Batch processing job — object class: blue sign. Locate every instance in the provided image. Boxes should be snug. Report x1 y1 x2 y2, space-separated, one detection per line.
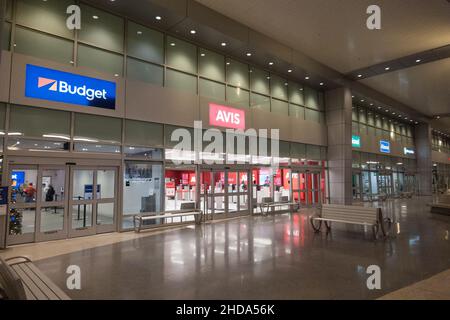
25 64 116 110
11 171 25 190
404 147 415 155
84 185 101 200
380 140 390 153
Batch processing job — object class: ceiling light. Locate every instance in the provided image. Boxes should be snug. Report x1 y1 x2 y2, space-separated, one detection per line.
352 95 355 98
415 59 421 63
170 43 176 46
221 42 227 47
136 31 142 35
246 53 252 57
319 82 324 86
269 62 274 66
226 62 230 66
392 112 396 115
305 76 310 80
378 107 382 109
288 69 293 73
360 100 365 102
357 74 362 78
385 67 390 71
370 103 373 106
190 30 196 34
92 15 99 19
200 53 205 57
155 16 162 21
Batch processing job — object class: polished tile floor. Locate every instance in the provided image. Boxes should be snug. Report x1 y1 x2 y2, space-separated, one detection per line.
12 197 450 299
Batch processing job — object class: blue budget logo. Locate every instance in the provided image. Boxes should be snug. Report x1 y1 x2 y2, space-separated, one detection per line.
380 140 390 153
25 64 116 110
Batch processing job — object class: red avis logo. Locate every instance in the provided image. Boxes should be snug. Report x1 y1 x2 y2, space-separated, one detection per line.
209 103 245 130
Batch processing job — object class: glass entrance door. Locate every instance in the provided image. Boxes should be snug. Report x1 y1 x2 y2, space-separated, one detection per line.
352 172 362 201
69 167 117 238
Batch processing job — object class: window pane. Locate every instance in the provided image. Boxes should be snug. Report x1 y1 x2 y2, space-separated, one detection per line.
250 93 270 112
127 21 164 64
305 109 320 123
97 170 116 199
270 75 288 100
125 119 164 147
79 4 124 52
11 169 38 204
359 109 367 123
199 79 225 101
40 207 64 233
166 36 197 74
41 169 65 202
124 147 163 160
78 44 123 76
14 27 73 65
250 68 270 95
5 0 13 20
74 143 121 154
226 58 249 89
226 86 249 109
16 0 74 39
165 69 197 94
304 87 319 110
289 82 304 105
127 58 163 86
8 138 69 152
123 162 163 228
9 208 35 235
10 105 70 139
289 104 304 119
199 48 225 82
307 145 321 160
74 113 122 144
271 99 288 116
97 203 114 226
2 22 11 51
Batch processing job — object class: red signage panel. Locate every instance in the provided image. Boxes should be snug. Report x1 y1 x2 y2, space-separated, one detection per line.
209 103 245 130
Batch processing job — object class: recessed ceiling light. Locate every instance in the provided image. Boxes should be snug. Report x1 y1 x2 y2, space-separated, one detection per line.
200 53 205 57
357 74 362 78
266 76 271 80
221 42 227 47
190 30 197 35
392 112 396 115
305 76 310 80
385 110 389 112
352 95 355 98
92 15 99 19
285 82 289 86
170 42 176 46
246 53 252 57
269 62 274 66
155 16 162 21
226 62 230 66
385 67 390 71
415 59 421 63
114 74 119 77
137 31 142 35
319 82 324 86
378 107 382 109
288 69 293 73
360 100 365 102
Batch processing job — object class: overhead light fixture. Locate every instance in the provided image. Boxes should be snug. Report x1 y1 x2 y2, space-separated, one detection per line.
170 42 176 46
370 103 374 106
155 16 162 21
415 59 421 63
319 82 324 86
200 53 205 57
136 31 142 35
305 76 310 80
190 30 196 34
269 62 274 66
378 107 382 109
288 69 293 73
221 42 227 47
357 74 362 78
92 15 99 19
246 52 252 57
360 100 365 102
226 62 230 66
385 67 390 71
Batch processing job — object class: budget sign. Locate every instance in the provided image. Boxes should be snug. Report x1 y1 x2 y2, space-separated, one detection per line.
25 64 116 110
380 140 390 153
209 103 245 130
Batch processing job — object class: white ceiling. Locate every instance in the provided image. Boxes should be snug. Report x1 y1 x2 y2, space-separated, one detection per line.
360 58 450 117
196 0 450 73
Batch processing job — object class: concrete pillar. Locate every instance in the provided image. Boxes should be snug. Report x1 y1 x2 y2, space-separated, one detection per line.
325 87 353 205
415 123 433 196
0 0 5 64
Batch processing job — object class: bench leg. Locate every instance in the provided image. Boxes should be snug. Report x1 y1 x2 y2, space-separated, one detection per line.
324 221 331 232
310 217 322 233
372 224 379 240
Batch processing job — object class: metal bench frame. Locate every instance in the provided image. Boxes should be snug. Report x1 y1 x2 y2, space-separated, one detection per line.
0 256 70 300
133 210 203 233
310 204 388 240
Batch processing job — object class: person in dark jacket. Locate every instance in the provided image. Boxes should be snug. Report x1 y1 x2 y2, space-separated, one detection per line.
45 185 56 202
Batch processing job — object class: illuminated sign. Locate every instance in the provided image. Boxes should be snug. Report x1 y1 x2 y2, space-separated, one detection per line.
25 64 116 110
380 140 390 153
209 103 245 129
352 135 361 148
404 147 415 155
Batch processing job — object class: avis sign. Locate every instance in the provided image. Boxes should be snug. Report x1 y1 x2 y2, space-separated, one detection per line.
209 103 245 130
25 64 116 110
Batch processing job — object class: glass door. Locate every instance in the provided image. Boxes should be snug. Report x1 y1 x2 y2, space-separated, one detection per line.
69 167 117 238
352 172 362 201
7 166 38 245
36 166 68 242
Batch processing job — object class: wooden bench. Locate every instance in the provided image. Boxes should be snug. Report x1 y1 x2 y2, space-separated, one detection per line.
0 256 70 300
258 196 299 215
133 202 203 233
310 204 387 239
430 195 450 216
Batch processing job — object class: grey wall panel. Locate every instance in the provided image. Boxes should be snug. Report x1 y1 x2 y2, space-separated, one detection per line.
289 117 328 146
432 150 450 164
0 50 11 102
125 79 199 128
9 53 125 118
